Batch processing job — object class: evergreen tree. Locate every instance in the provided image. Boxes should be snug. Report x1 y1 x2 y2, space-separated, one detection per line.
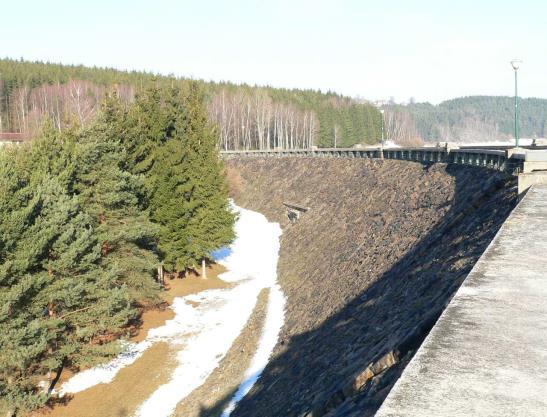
141 84 235 272
0 84 237 413
174 83 235 270
0 139 134 414
74 95 160 302
124 86 172 178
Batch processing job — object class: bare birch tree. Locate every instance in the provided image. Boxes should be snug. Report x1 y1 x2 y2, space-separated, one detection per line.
208 89 316 150
384 107 423 146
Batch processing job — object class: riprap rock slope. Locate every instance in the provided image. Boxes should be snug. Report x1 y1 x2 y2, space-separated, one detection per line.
223 158 516 417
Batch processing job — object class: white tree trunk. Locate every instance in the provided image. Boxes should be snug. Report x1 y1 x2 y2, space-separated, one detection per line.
201 259 207 279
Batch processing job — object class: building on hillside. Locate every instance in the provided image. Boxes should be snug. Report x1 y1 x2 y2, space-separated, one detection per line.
0 132 26 147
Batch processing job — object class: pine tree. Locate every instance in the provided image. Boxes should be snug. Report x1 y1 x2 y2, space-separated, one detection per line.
138 84 235 273
0 138 135 414
178 83 235 271
0 85 237 412
124 85 173 179
74 95 160 302
144 86 200 272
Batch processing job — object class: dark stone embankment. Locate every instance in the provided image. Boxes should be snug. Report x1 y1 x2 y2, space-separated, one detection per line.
223 158 516 417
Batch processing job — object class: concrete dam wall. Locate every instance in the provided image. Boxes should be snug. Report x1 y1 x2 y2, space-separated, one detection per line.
224 158 517 417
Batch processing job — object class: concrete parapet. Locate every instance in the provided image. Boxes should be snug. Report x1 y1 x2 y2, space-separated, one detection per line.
220 146 531 174
518 172 547 196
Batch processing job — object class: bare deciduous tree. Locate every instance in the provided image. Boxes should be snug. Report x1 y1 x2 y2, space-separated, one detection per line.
5 81 318 150
384 107 423 146
208 89 316 150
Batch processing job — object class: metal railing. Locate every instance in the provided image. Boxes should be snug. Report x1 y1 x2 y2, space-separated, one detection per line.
220 146 526 174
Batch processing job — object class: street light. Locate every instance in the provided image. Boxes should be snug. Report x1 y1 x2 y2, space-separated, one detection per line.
379 109 385 159
510 59 522 147
380 109 385 147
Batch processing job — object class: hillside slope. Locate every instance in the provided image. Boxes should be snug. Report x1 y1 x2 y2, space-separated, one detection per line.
399 96 547 142
222 158 516 416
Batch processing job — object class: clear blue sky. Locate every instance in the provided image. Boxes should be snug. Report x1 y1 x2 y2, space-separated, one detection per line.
1 0 546 103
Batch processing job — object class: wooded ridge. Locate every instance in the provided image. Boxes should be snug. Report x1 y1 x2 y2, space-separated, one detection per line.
0 58 382 149
383 96 547 143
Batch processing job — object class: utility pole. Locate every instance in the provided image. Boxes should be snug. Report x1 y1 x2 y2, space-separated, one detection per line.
510 59 522 147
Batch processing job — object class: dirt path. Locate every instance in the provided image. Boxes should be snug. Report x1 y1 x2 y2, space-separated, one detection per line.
173 289 269 417
32 265 228 417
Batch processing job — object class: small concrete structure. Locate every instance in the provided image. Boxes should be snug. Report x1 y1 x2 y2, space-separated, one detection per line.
282 201 310 223
376 185 547 417
517 150 547 196
522 150 547 173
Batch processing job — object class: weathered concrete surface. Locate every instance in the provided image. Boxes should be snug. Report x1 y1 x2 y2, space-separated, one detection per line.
377 184 547 417
518 172 547 196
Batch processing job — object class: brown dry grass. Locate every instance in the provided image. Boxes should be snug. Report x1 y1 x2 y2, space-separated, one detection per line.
31 263 228 417
225 166 245 200
34 342 175 417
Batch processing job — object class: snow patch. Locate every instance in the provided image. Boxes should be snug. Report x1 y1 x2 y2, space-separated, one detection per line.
132 204 283 417
59 204 285 417
383 140 401 148
220 282 286 417
59 341 151 395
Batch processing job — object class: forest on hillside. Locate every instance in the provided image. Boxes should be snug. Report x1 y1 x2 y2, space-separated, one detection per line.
383 96 547 143
0 58 382 149
0 83 235 415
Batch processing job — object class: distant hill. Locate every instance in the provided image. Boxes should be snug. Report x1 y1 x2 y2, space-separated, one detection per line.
414 96 547 141
0 58 381 149
387 96 547 143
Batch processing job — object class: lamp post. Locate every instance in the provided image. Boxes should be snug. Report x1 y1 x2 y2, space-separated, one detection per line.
380 109 385 159
510 59 522 147
380 109 385 146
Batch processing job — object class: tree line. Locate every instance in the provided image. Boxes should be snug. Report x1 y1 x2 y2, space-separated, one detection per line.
385 96 547 142
381 107 423 146
0 83 235 415
0 58 383 149
209 89 316 150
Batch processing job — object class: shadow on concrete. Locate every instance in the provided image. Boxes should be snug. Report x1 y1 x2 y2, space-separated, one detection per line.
214 163 517 417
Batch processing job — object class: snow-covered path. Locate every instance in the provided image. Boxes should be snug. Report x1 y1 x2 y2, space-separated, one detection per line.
60 204 285 417
220 281 286 416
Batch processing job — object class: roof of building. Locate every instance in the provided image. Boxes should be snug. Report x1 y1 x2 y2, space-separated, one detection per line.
0 132 26 142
